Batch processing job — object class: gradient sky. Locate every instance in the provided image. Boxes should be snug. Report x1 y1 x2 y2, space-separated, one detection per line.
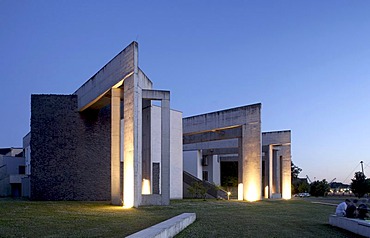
1 1 370 183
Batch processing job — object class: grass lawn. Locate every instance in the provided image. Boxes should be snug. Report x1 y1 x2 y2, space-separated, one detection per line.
0 197 363 237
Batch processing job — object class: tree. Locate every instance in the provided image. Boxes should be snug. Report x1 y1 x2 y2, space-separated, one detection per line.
350 172 370 198
309 179 330 197
291 161 303 194
291 161 302 179
298 181 310 193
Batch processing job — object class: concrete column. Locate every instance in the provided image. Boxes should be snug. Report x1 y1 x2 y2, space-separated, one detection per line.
161 98 170 205
274 150 281 194
196 150 203 179
281 144 292 199
268 144 273 198
142 100 151 186
211 155 220 185
238 139 243 184
242 122 262 201
111 88 121 205
123 75 142 208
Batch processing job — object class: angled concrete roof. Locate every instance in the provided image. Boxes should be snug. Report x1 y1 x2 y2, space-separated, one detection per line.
74 41 152 111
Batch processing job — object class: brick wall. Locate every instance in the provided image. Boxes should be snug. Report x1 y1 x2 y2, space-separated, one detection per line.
30 95 111 200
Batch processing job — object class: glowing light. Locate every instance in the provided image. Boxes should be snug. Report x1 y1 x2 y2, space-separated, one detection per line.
122 205 133 209
264 186 269 199
282 177 291 200
246 183 259 202
124 150 134 208
238 183 243 200
227 191 231 200
142 179 151 195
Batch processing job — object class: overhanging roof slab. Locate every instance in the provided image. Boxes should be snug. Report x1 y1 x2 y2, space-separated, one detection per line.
183 104 261 134
74 41 138 111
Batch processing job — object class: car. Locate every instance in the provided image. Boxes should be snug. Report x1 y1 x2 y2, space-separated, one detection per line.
298 193 310 197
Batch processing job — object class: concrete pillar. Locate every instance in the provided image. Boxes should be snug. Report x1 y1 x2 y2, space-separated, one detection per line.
238 139 243 184
196 150 203 179
281 145 292 199
111 88 122 205
161 98 170 205
274 150 281 194
210 155 220 185
268 144 273 198
123 75 142 208
142 100 151 187
242 122 262 201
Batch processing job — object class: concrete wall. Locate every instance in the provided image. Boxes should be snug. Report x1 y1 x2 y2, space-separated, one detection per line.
170 109 183 199
262 131 291 145
23 133 31 175
151 106 183 199
30 95 111 201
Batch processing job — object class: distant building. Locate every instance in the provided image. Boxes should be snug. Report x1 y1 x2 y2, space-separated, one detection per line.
0 148 26 197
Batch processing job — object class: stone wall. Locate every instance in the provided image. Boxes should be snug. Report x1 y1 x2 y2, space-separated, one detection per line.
30 95 111 200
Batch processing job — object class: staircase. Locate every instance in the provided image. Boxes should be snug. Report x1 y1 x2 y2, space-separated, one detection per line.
183 171 228 199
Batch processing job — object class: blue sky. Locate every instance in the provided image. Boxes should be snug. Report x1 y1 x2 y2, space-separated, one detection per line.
1 1 370 183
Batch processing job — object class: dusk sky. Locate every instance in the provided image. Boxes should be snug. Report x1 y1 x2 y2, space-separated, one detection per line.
1 1 370 184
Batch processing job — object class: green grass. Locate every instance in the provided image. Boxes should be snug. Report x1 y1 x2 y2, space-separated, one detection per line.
0 197 363 237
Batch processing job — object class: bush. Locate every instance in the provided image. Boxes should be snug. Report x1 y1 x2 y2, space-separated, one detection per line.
187 182 208 199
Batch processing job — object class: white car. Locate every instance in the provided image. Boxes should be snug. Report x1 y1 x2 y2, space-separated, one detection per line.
299 193 310 197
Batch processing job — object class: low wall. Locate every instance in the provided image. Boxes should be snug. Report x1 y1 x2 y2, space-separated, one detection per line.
126 213 196 238
329 215 370 237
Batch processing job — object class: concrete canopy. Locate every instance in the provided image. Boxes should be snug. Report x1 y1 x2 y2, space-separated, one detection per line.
183 104 262 201
73 42 171 207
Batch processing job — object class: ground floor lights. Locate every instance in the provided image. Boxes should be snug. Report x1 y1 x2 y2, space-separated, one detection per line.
28 42 291 207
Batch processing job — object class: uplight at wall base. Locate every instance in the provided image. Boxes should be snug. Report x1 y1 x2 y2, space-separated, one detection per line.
142 179 151 195
238 183 243 200
264 186 269 199
246 183 259 202
124 151 134 208
282 180 291 199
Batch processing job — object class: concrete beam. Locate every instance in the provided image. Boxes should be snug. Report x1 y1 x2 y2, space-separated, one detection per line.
183 139 238 151
74 42 137 111
262 130 291 146
183 104 261 134
202 148 239 156
183 126 242 144
142 89 170 100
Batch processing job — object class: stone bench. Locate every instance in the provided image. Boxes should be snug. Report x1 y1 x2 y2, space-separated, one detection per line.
126 213 196 238
329 215 370 237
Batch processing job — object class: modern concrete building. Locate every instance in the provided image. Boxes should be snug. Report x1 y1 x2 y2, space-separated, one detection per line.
28 42 182 207
0 148 26 197
22 41 292 206
183 105 292 201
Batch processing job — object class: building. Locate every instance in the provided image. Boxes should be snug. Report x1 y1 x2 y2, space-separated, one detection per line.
183 106 291 200
21 41 292 206
28 42 182 207
0 147 26 197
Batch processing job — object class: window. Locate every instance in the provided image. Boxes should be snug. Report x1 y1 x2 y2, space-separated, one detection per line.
19 166 26 175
